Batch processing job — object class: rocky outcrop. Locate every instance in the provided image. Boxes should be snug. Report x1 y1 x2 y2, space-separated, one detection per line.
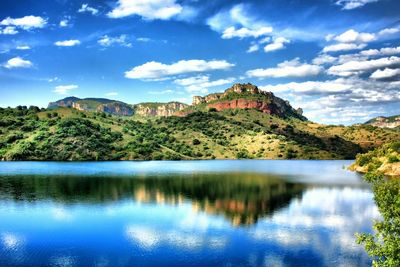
365 116 400 128
48 97 80 109
208 99 278 115
134 102 189 117
192 83 306 120
48 97 133 116
97 102 134 116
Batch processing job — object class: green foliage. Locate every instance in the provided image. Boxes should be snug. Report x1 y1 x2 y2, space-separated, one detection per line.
192 139 201 145
356 171 400 267
0 107 399 161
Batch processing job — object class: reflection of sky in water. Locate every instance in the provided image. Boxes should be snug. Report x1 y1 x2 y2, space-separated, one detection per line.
0 187 378 266
0 160 376 266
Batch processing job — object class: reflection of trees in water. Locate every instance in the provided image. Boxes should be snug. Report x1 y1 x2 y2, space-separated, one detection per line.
0 173 304 225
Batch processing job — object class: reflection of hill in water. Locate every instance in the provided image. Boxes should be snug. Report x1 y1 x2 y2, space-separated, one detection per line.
0 173 304 225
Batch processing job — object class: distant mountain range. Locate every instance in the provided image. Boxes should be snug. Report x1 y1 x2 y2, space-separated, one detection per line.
48 83 305 120
365 115 400 128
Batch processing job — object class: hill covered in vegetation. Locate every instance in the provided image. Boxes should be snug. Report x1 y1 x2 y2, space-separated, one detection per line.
365 115 400 129
0 101 399 160
350 142 400 176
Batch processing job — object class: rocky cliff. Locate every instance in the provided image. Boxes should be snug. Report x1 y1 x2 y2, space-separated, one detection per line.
192 83 306 120
48 97 80 109
365 115 400 128
48 97 134 116
134 102 189 117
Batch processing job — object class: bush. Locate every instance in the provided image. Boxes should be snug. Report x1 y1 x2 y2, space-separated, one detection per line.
192 139 201 145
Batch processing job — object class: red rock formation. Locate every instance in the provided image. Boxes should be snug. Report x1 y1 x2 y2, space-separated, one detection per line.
207 99 277 115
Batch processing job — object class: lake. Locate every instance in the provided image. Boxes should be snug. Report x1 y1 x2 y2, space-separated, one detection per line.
0 160 377 266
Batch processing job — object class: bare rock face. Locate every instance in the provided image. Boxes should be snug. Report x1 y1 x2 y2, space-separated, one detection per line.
48 97 80 109
134 102 189 117
366 116 400 128
97 102 134 116
192 83 306 120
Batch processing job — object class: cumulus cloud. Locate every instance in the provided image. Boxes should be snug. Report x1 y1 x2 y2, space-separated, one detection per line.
221 26 273 39
312 54 337 65
260 79 352 95
98 35 132 47
3 57 33 69
54 39 81 47
0 26 18 35
174 75 235 93
78 4 99 15
333 29 375 43
378 27 400 36
335 0 379 10
263 37 290 53
107 0 182 20
261 77 400 124
125 59 234 80
247 58 323 78
53 85 78 94
370 68 400 79
0 15 47 30
328 56 400 76
247 44 259 53
323 43 366 53
360 46 400 56
59 18 70 27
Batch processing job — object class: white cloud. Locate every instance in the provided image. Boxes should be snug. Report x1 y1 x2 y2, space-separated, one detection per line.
0 26 18 35
59 19 69 27
261 77 400 124
263 37 290 53
78 4 99 15
370 68 400 79
247 58 323 78
328 56 400 76
54 39 81 47
333 29 375 43
0 15 47 30
98 35 131 47
174 75 235 93
125 59 234 80
107 0 182 20
378 27 400 36
16 45 31 50
4 57 33 69
105 91 119 96
360 46 400 56
221 26 272 39
312 54 337 65
335 0 379 10
247 44 259 53
323 43 366 53
53 85 78 94
260 79 352 94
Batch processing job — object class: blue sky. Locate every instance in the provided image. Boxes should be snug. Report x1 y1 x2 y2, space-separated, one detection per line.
0 0 399 124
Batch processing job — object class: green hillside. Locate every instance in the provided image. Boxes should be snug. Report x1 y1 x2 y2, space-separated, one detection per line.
0 105 399 161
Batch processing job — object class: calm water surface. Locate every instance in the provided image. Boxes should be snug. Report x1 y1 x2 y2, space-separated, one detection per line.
0 160 377 266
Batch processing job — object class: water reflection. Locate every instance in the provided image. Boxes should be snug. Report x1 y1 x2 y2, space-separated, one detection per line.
0 173 305 226
0 161 378 266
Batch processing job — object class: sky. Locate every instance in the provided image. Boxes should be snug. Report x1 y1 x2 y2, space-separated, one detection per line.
0 0 399 124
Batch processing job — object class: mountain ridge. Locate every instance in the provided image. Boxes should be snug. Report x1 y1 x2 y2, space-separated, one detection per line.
47 83 305 120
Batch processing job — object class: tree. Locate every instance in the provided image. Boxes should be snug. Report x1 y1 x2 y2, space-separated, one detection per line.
356 171 400 267
192 139 201 145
